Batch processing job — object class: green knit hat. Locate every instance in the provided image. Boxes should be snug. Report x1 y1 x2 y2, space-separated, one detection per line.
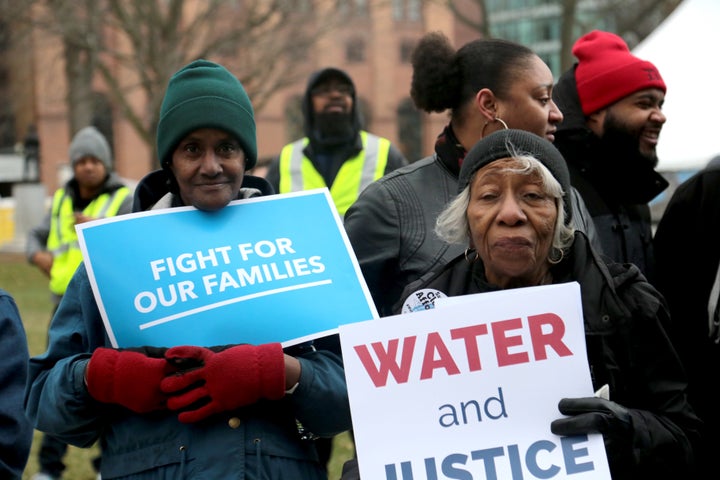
157 59 257 170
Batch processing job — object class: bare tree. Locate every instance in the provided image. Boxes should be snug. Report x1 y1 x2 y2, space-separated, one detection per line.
58 0 101 135
445 0 488 37
563 0 682 70
18 0 345 165
558 0 579 72
442 0 682 72
600 0 683 47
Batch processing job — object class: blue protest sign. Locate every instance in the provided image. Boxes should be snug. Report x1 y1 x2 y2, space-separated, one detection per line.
77 189 377 348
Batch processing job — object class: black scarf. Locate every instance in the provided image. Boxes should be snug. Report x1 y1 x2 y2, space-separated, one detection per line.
434 124 467 178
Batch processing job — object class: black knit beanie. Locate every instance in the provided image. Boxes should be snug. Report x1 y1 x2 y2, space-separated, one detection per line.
156 59 257 170
458 129 572 221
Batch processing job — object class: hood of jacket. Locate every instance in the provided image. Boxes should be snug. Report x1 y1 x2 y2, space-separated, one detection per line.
301 67 362 145
553 66 587 134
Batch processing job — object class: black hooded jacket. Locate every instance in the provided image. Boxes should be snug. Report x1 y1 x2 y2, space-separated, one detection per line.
552 67 668 282
654 160 720 474
265 67 406 192
397 231 701 479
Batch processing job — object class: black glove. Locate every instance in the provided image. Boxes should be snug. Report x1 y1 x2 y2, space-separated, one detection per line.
551 397 634 472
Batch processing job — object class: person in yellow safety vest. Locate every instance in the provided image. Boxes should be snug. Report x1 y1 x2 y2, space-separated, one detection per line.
266 67 407 217
265 67 406 470
25 125 132 480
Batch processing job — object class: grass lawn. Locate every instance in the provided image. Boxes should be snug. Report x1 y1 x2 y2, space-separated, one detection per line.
0 252 353 479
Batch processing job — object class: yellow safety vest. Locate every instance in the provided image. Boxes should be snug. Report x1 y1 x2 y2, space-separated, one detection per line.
278 131 390 216
46 186 130 295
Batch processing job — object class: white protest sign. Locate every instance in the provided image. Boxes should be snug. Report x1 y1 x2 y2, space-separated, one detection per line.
76 189 377 348
339 282 611 480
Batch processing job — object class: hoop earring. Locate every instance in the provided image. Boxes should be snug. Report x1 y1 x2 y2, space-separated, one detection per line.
481 117 510 138
464 248 479 264
548 247 564 265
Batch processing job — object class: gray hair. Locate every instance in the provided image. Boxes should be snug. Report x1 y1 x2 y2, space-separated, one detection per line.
436 155 575 253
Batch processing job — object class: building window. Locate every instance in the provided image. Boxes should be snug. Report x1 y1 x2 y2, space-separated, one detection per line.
356 97 372 130
392 0 422 21
0 20 13 149
397 98 422 161
92 92 115 160
399 38 416 63
0 101 14 150
284 95 304 142
346 37 365 63
291 0 313 13
337 0 369 16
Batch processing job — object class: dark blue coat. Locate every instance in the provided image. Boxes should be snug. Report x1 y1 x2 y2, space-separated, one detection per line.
0 289 32 479
24 172 352 479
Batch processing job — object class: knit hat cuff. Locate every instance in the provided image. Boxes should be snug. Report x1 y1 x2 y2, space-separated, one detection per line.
458 129 572 221
577 60 666 115
157 96 257 170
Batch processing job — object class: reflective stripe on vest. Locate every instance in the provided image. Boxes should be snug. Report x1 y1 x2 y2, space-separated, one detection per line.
46 187 130 295
278 131 390 216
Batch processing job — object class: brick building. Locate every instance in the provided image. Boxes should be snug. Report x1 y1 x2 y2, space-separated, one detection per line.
1 1 482 194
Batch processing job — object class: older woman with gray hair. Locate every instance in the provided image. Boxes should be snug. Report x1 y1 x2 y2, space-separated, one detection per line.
396 129 701 479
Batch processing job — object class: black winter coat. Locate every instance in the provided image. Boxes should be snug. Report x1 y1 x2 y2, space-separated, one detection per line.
397 232 701 479
552 67 668 283
654 161 720 475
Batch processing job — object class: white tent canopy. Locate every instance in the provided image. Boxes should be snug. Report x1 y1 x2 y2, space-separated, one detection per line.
633 0 720 171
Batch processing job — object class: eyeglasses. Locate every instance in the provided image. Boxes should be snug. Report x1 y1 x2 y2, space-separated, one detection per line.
311 84 353 97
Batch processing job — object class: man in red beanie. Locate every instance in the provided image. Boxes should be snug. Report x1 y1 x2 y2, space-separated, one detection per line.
552 30 668 283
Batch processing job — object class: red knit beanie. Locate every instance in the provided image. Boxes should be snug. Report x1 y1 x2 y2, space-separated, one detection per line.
573 30 666 115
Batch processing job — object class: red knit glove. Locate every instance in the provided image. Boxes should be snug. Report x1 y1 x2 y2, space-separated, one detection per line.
86 347 177 413
161 343 286 423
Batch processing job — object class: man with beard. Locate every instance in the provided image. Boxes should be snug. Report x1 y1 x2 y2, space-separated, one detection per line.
552 30 668 282
266 67 407 217
266 67 405 470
